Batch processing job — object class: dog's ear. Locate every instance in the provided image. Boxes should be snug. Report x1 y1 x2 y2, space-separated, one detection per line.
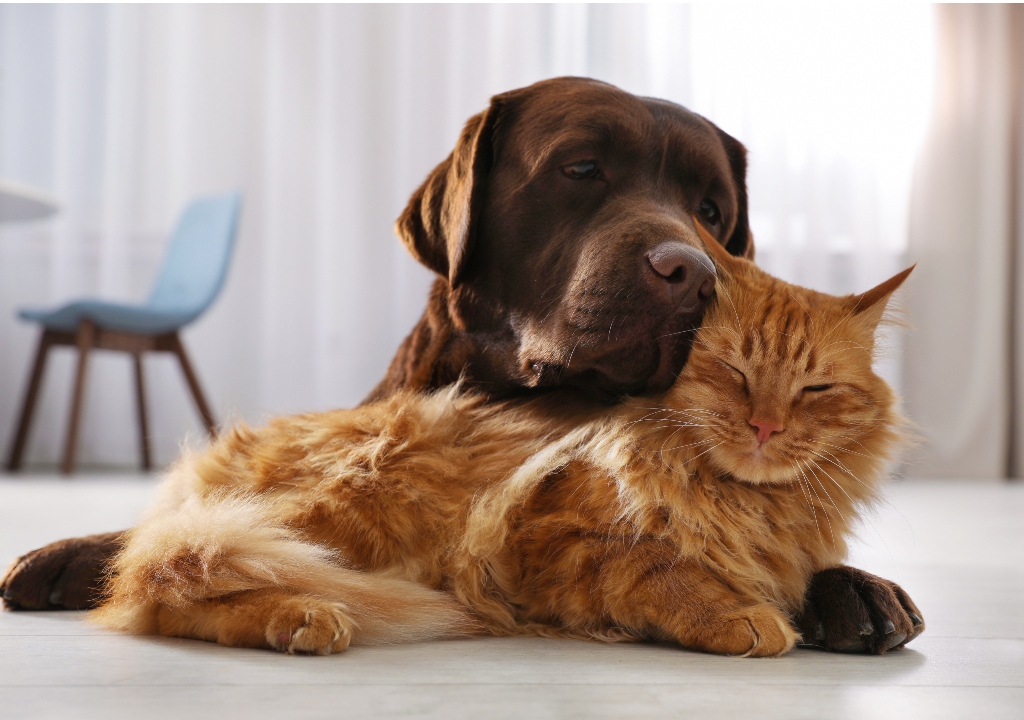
396 98 504 287
713 126 755 260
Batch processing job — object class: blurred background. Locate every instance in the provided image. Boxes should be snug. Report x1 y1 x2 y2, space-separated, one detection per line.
0 3 1017 479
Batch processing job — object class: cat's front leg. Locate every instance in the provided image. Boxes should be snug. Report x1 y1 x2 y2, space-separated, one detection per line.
594 548 799 657
156 589 355 655
795 566 924 654
675 601 799 658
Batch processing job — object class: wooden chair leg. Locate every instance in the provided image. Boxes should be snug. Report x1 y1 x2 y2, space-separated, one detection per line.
132 352 152 471
6 330 55 471
62 321 96 475
170 333 217 439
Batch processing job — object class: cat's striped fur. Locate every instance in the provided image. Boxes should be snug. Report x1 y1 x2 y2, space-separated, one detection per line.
92 227 911 657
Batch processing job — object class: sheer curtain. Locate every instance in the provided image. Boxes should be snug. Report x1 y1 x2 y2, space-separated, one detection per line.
0 4 934 468
903 4 1024 479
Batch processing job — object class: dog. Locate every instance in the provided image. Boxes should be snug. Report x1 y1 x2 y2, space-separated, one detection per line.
1 77 916 654
368 77 752 403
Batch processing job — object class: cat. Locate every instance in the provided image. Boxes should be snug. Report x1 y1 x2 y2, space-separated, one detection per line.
91 225 917 658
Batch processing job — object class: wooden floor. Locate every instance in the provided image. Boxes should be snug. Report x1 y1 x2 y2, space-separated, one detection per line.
1 475 1022 720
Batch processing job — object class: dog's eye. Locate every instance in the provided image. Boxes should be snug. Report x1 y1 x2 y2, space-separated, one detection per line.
803 384 833 392
699 199 721 225
563 160 602 180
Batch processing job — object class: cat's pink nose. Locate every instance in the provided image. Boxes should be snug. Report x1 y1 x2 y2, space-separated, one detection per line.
749 419 784 445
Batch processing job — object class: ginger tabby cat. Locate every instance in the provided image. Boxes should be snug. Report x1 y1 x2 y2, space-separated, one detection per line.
92 226 920 657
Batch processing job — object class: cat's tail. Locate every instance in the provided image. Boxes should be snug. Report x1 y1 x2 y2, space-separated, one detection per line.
90 492 479 645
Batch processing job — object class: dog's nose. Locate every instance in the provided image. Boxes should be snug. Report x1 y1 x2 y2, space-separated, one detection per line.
645 242 716 307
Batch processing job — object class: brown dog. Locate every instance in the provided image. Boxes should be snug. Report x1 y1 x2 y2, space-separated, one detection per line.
1 78 919 654
369 77 751 402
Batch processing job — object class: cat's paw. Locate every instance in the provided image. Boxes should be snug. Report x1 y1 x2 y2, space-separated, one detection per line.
795 566 924 655
1 531 125 610
265 596 355 655
715 604 798 658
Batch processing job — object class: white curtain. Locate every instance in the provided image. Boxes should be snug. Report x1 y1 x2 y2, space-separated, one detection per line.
687 4 933 393
0 4 934 469
903 4 1024 479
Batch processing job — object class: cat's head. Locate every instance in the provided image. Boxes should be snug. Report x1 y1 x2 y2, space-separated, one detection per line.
668 223 911 485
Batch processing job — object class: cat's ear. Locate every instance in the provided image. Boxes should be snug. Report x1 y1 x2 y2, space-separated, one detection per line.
692 217 745 275
850 265 915 329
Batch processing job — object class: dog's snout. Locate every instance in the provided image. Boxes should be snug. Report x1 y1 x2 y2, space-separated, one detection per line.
645 242 716 307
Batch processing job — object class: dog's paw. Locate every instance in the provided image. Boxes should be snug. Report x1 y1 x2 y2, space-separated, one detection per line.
265 596 355 655
1 531 125 610
714 604 798 658
795 566 924 655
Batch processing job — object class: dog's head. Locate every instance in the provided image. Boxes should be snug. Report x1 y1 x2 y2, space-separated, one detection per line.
397 77 753 399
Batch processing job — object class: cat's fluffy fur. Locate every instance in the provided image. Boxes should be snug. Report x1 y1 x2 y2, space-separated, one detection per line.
92 229 910 658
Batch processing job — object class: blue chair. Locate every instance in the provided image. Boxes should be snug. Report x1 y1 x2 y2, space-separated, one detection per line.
6 192 242 474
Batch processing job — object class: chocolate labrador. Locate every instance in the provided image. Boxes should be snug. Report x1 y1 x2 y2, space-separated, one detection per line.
367 77 747 402
1 78 921 654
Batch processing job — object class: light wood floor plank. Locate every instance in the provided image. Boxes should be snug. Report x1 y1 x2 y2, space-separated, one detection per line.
2 475 1022 718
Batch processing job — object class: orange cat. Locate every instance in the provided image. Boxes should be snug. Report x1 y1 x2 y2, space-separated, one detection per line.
92 227 916 657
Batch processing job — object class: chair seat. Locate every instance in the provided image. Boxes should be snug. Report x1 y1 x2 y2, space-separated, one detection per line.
8 192 239 474
19 300 198 335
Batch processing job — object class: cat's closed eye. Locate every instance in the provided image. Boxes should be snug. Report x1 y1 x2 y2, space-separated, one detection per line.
722 362 748 390
803 384 833 392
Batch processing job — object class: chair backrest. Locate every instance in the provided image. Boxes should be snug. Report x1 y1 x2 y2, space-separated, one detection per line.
147 192 242 318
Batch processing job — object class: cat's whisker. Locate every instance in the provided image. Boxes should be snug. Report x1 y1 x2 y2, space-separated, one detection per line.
808 450 905 581
633 418 712 432
818 441 873 461
824 438 874 454
814 459 874 495
633 413 714 426
632 406 724 418
799 460 837 551
813 446 917 545
657 325 742 341
813 448 858 479
805 458 850 529
655 422 713 452
808 452 860 506
654 424 689 457
831 435 883 459
815 448 882 488
625 411 673 427
637 406 724 416
666 409 726 420
659 438 715 455
793 461 824 546
657 328 699 339
684 440 726 464
713 281 744 333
